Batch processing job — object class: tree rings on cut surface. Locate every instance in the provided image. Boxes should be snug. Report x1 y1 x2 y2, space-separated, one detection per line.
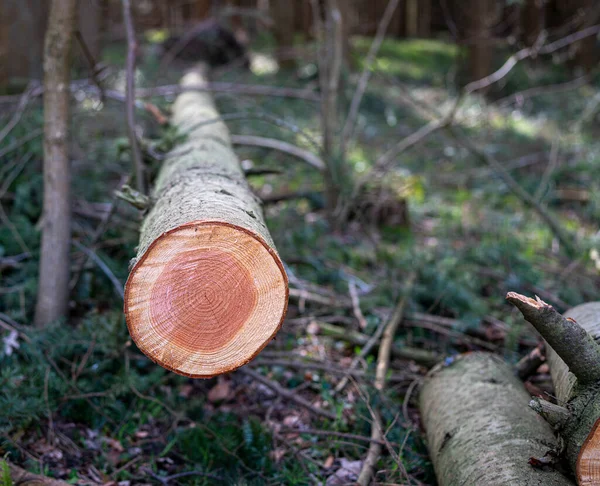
578 418 600 486
125 221 288 378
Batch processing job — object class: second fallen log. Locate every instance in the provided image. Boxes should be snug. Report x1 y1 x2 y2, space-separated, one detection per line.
124 67 288 378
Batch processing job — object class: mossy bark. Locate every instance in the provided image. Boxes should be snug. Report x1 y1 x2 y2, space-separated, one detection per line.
545 303 600 470
420 352 573 486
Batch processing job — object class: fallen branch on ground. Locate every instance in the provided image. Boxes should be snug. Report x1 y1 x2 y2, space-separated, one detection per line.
240 368 337 420
357 273 416 485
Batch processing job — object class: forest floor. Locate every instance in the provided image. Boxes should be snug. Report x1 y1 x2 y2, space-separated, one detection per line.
1 30 600 485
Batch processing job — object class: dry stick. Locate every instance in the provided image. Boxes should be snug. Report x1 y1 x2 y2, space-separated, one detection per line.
70 175 128 292
239 368 337 420
121 0 144 194
230 134 325 171
348 280 368 330
0 129 43 159
3 461 70 486
336 287 413 395
341 0 401 154
318 321 439 367
461 23 600 99
495 74 591 108
254 358 415 383
358 274 416 485
280 427 402 448
506 292 600 385
135 82 320 102
72 240 124 299
334 316 387 395
0 83 34 144
74 30 105 102
373 22 600 175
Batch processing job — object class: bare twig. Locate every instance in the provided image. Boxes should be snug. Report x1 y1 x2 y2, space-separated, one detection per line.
281 427 402 448
72 240 124 299
495 74 590 107
121 0 145 194
70 175 128 291
534 138 560 202
507 292 600 384
0 129 43 159
461 24 600 98
375 118 445 171
3 461 70 486
230 134 325 170
141 467 222 484
136 82 319 101
0 83 34 145
240 368 337 420
358 274 416 484
341 0 401 153
357 408 383 486
74 30 105 102
376 273 416 390
349 280 368 330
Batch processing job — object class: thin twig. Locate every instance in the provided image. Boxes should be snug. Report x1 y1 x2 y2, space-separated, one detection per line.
507 292 600 384
230 134 325 170
357 274 416 485
72 240 124 299
349 280 368 330
0 83 34 145
136 82 319 101
74 30 105 102
341 0 401 152
0 129 43 159
121 0 145 194
534 138 560 202
240 368 337 420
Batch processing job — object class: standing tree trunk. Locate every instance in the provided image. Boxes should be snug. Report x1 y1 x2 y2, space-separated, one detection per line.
77 0 103 62
271 0 296 68
520 0 545 47
124 66 288 378
1 0 49 83
0 0 8 89
34 0 77 327
462 0 498 84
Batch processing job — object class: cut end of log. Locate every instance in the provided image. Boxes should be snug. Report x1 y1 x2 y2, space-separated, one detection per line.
577 418 600 486
125 221 288 378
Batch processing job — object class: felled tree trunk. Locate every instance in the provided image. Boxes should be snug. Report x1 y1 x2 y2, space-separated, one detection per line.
420 352 573 486
508 295 600 484
124 66 288 378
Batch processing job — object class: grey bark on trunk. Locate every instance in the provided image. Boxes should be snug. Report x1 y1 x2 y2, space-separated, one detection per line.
34 0 77 327
420 352 574 486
